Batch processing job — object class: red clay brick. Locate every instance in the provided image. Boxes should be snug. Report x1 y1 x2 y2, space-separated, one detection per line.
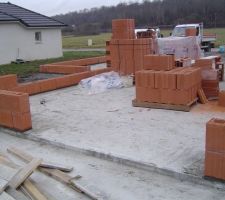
0 74 18 90
136 87 148 102
0 92 30 113
38 79 57 93
144 55 175 71
206 118 225 153
205 151 225 180
0 110 13 128
219 91 225 107
12 112 32 132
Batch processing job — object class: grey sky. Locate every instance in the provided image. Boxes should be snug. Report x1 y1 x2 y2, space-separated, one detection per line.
2 0 142 16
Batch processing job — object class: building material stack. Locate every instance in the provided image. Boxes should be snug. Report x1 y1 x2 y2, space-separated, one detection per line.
193 57 219 99
205 118 225 181
185 28 197 36
135 55 201 106
218 91 225 107
107 19 154 75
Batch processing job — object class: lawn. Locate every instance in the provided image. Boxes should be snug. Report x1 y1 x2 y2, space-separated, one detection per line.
63 33 111 49
0 51 105 77
63 28 225 49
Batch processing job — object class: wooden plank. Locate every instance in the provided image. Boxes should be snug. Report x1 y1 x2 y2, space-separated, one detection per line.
21 179 48 200
0 156 18 170
39 168 73 185
0 165 19 182
7 147 73 172
6 188 30 200
197 88 208 104
132 99 197 112
40 168 98 200
0 192 16 200
9 158 42 189
70 180 99 200
0 179 8 194
7 148 98 200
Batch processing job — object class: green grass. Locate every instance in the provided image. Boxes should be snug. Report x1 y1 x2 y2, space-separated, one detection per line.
63 33 111 49
0 51 105 77
203 28 225 47
62 28 224 49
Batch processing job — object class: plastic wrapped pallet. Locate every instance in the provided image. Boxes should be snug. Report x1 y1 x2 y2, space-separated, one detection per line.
156 36 201 60
201 69 218 80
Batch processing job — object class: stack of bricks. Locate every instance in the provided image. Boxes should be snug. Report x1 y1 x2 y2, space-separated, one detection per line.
185 28 197 36
205 118 225 180
218 91 225 107
107 19 154 75
0 90 32 132
193 57 219 98
112 19 135 39
135 55 201 105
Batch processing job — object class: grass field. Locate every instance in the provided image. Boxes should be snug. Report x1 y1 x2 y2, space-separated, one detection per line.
0 51 105 77
63 33 111 49
63 28 225 49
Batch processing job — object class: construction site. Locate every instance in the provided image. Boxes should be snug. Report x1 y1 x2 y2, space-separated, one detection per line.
0 17 225 200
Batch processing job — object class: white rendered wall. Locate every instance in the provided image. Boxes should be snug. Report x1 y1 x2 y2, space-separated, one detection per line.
0 22 63 65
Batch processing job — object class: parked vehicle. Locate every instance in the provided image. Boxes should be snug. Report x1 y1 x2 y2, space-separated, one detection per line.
171 23 216 52
135 27 162 38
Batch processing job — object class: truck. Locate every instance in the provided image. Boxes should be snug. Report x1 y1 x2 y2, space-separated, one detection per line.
171 23 216 52
135 27 161 38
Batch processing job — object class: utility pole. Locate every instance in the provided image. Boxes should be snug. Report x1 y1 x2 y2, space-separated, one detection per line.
214 13 217 28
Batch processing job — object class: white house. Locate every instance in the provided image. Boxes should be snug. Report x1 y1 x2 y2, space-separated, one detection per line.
0 2 66 65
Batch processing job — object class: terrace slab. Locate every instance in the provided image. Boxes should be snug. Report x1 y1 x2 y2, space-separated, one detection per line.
2 78 225 181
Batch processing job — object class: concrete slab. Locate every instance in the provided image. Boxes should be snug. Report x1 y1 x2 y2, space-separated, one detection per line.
2 78 223 180
1 132 225 200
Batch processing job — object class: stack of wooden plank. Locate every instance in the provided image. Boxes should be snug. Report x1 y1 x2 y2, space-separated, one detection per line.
0 147 98 200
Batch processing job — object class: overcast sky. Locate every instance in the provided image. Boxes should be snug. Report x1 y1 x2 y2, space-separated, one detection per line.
2 0 142 16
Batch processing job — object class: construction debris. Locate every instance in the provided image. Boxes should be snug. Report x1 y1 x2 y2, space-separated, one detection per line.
0 147 99 200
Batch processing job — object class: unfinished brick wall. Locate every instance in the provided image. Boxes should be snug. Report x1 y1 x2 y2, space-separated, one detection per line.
205 118 225 180
40 56 107 74
0 90 32 132
0 74 18 90
40 65 90 74
0 56 112 132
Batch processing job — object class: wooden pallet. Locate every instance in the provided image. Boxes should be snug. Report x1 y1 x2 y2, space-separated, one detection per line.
132 99 198 112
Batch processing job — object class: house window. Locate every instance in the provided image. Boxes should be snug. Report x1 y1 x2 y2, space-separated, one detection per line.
35 32 42 42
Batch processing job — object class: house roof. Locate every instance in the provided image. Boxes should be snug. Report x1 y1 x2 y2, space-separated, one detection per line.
0 2 66 28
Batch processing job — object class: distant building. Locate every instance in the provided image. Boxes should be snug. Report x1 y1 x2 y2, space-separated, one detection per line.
0 2 66 65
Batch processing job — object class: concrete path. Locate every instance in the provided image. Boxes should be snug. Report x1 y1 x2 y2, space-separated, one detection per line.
1 132 225 200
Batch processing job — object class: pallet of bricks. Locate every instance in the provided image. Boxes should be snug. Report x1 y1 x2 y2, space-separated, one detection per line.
133 54 201 112
193 56 220 100
106 19 155 75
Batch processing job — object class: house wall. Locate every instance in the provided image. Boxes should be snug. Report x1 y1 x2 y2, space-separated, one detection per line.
0 22 63 65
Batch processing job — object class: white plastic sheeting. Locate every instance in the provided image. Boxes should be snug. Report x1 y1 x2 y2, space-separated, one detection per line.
156 36 202 60
79 71 123 94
